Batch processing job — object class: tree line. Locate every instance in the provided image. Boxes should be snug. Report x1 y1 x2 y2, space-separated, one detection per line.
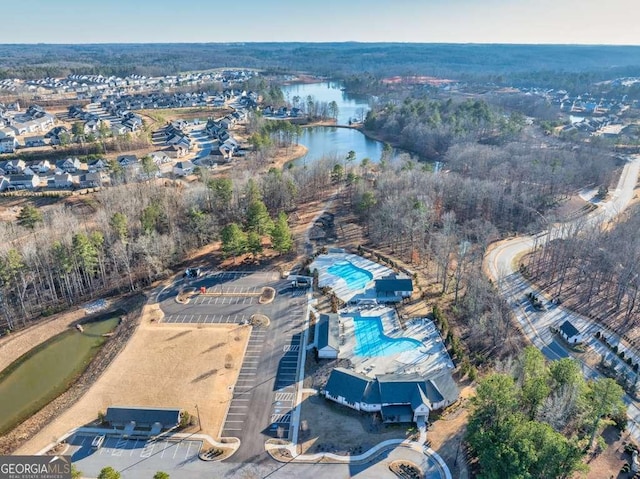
0 167 302 331
468 347 624 478
525 203 640 338
363 96 525 159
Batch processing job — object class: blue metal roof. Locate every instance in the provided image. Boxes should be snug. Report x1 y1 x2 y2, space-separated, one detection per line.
375 278 413 293
317 314 339 351
324 368 372 404
559 320 580 338
105 406 181 427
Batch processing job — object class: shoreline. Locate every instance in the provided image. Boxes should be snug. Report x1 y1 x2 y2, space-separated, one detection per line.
270 143 309 170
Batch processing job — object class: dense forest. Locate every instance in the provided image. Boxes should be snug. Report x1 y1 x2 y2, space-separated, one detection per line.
0 163 314 329
2 43 640 89
468 347 624 478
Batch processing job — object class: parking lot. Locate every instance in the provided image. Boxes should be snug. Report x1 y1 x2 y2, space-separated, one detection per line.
163 313 251 324
220 327 267 436
70 434 206 477
191 295 257 305
157 269 309 461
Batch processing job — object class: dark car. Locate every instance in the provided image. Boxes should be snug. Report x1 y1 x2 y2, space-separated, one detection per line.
183 267 202 279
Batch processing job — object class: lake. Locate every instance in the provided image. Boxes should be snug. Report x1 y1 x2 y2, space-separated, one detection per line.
281 81 370 125
282 82 412 165
0 316 120 434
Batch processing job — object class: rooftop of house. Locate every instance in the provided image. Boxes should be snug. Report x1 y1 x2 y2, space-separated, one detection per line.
559 320 580 338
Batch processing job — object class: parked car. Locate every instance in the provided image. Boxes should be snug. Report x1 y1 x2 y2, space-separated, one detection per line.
183 267 202 279
91 435 105 449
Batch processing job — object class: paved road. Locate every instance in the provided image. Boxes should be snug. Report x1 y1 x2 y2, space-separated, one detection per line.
191 127 214 159
484 155 640 439
157 270 309 462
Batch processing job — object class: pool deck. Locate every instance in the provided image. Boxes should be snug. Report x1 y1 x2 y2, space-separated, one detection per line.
311 253 391 303
338 307 454 379
310 253 454 379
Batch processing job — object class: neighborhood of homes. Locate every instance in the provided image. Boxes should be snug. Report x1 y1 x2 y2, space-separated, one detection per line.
520 83 639 138
0 70 257 96
0 89 258 191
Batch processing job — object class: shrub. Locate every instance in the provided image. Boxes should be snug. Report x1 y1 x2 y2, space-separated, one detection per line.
179 411 191 428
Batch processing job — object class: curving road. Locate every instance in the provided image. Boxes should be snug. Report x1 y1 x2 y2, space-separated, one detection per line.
484 154 640 439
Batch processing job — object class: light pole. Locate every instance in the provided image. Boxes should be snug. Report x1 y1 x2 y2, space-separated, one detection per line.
195 404 202 432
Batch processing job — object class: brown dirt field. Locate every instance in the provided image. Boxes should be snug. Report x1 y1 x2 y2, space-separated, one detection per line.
15 310 250 454
0 307 87 373
582 425 631 479
427 385 474 479
298 393 407 455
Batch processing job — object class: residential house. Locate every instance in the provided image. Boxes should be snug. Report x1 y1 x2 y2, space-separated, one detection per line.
122 114 143 131
0 176 9 191
173 160 195 177
0 137 18 153
559 320 583 344
316 313 340 359
87 158 108 172
56 157 83 173
2 159 26 174
45 126 69 145
83 119 100 134
52 172 74 188
78 171 104 188
0 127 15 139
34 160 52 174
150 151 171 165
8 174 40 190
117 155 138 167
375 277 414 302
165 145 187 158
110 123 128 136
24 136 48 147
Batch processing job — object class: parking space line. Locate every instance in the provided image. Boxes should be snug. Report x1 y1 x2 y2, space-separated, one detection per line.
128 439 140 456
140 442 155 458
172 443 180 459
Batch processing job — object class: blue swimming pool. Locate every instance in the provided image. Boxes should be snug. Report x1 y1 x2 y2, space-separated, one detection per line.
353 316 422 356
327 261 373 290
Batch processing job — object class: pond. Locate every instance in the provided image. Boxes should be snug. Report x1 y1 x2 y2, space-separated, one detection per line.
0 315 120 434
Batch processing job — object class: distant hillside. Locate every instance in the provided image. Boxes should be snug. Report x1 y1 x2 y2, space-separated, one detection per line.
2 43 640 86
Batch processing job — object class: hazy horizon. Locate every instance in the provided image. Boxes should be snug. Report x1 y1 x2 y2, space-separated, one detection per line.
2 0 638 45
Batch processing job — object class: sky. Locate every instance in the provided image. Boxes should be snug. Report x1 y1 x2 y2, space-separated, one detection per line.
1 0 638 45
